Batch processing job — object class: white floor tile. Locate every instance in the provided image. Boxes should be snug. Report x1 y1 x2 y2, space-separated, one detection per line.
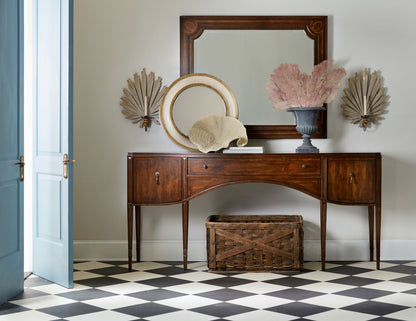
119 262 170 271
109 271 161 282
346 261 397 269
297 281 355 294
10 295 76 309
146 310 215 321
227 309 296 321
27 283 81 295
73 271 102 281
175 261 207 270
0 310 57 321
363 280 416 292
385 307 416 321
232 272 285 281
404 261 416 267
98 281 156 294
171 271 225 282
73 261 112 271
307 309 375 321
156 294 220 309
229 294 293 309
355 270 408 281
230 281 289 294
373 293 416 307
304 262 340 270
301 293 366 308
83 295 147 309
292 270 345 282
165 282 222 294
66 310 137 321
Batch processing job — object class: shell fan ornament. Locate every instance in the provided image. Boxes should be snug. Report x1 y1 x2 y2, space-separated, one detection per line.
120 68 167 131
341 69 388 131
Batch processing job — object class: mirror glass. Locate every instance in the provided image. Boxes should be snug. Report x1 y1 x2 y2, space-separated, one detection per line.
180 16 328 139
194 30 314 125
172 85 226 135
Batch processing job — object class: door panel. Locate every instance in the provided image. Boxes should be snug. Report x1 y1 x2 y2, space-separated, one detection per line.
0 0 24 304
32 0 73 288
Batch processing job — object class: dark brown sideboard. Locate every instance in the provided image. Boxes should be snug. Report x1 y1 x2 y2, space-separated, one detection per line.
127 153 382 270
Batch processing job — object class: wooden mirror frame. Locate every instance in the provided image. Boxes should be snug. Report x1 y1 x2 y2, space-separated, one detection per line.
180 15 328 139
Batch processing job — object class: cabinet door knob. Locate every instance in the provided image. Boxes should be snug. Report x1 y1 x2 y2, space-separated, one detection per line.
301 164 307 169
349 172 354 183
155 171 160 184
203 164 208 169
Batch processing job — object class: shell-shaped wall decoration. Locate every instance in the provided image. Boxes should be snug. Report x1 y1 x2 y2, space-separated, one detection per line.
188 114 248 153
120 68 167 131
341 69 388 131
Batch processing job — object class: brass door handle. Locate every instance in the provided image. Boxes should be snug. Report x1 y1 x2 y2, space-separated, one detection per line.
63 153 75 179
13 155 25 181
155 171 160 184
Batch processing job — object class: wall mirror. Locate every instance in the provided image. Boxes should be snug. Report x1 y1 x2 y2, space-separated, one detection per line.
160 73 238 150
180 16 328 139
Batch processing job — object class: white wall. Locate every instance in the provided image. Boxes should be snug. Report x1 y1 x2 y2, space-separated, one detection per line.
73 0 416 261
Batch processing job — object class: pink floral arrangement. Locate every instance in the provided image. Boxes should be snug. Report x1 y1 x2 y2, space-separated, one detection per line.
266 60 346 110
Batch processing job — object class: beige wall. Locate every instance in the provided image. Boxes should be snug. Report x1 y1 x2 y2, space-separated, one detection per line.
73 0 416 261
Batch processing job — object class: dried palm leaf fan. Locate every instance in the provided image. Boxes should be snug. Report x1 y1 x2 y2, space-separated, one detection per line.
120 68 167 131
341 69 388 131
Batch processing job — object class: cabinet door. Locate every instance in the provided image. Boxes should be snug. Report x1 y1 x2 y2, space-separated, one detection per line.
131 157 182 204
327 158 376 204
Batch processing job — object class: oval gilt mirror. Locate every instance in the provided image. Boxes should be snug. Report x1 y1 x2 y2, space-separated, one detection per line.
160 73 238 150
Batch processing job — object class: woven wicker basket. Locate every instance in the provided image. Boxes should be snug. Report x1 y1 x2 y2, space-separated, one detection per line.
206 215 303 272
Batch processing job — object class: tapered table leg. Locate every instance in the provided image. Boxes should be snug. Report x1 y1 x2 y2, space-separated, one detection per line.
127 204 133 270
135 206 141 262
320 200 327 270
376 204 381 269
368 205 374 261
182 201 189 270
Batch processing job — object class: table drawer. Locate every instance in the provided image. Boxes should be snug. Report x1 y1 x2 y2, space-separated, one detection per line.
188 157 320 176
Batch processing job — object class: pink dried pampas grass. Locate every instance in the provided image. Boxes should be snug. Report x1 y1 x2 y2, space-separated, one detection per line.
266 60 346 110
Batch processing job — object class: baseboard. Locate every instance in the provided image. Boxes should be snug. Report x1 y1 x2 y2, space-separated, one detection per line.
74 240 416 262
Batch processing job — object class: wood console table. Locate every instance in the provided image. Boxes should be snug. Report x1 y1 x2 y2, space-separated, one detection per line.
127 152 381 270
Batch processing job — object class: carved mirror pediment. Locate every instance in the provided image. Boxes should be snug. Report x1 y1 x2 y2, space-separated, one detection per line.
180 16 328 139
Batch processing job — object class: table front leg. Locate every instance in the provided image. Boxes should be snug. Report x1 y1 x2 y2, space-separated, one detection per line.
135 205 141 262
376 204 381 269
182 201 189 270
320 200 327 270
127 204 133 270
368 205 374 261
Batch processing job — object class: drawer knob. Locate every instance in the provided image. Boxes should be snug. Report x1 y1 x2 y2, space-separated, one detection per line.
155 171 160 184
203 164 208 169
349 172 354 184
301 164 307 169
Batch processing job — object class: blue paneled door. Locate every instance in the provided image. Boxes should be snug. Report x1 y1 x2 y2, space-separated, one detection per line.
32 0 74 288
0 0 24 305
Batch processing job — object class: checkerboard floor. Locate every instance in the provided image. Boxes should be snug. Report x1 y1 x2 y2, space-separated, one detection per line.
1 261 416 320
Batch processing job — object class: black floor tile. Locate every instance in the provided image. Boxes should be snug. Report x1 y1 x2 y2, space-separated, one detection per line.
75 276 129 287
57 288 117 301
329 276 381 286
335 287 394 299
265 288 323 300
324 265 372 275
0 302 29 314
342 301 408 316
201 276 254 287
127 288 186 301
264 276 316 287
9 288 49 300
87 266 131 276
191 302 255 317
266 301 331 317
383 264 416 275
145 266 190 276
196 288 254 301
391 275 416 284
114 302 180 318
38 302 104 318
23 276 52 287
137 276 191 287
